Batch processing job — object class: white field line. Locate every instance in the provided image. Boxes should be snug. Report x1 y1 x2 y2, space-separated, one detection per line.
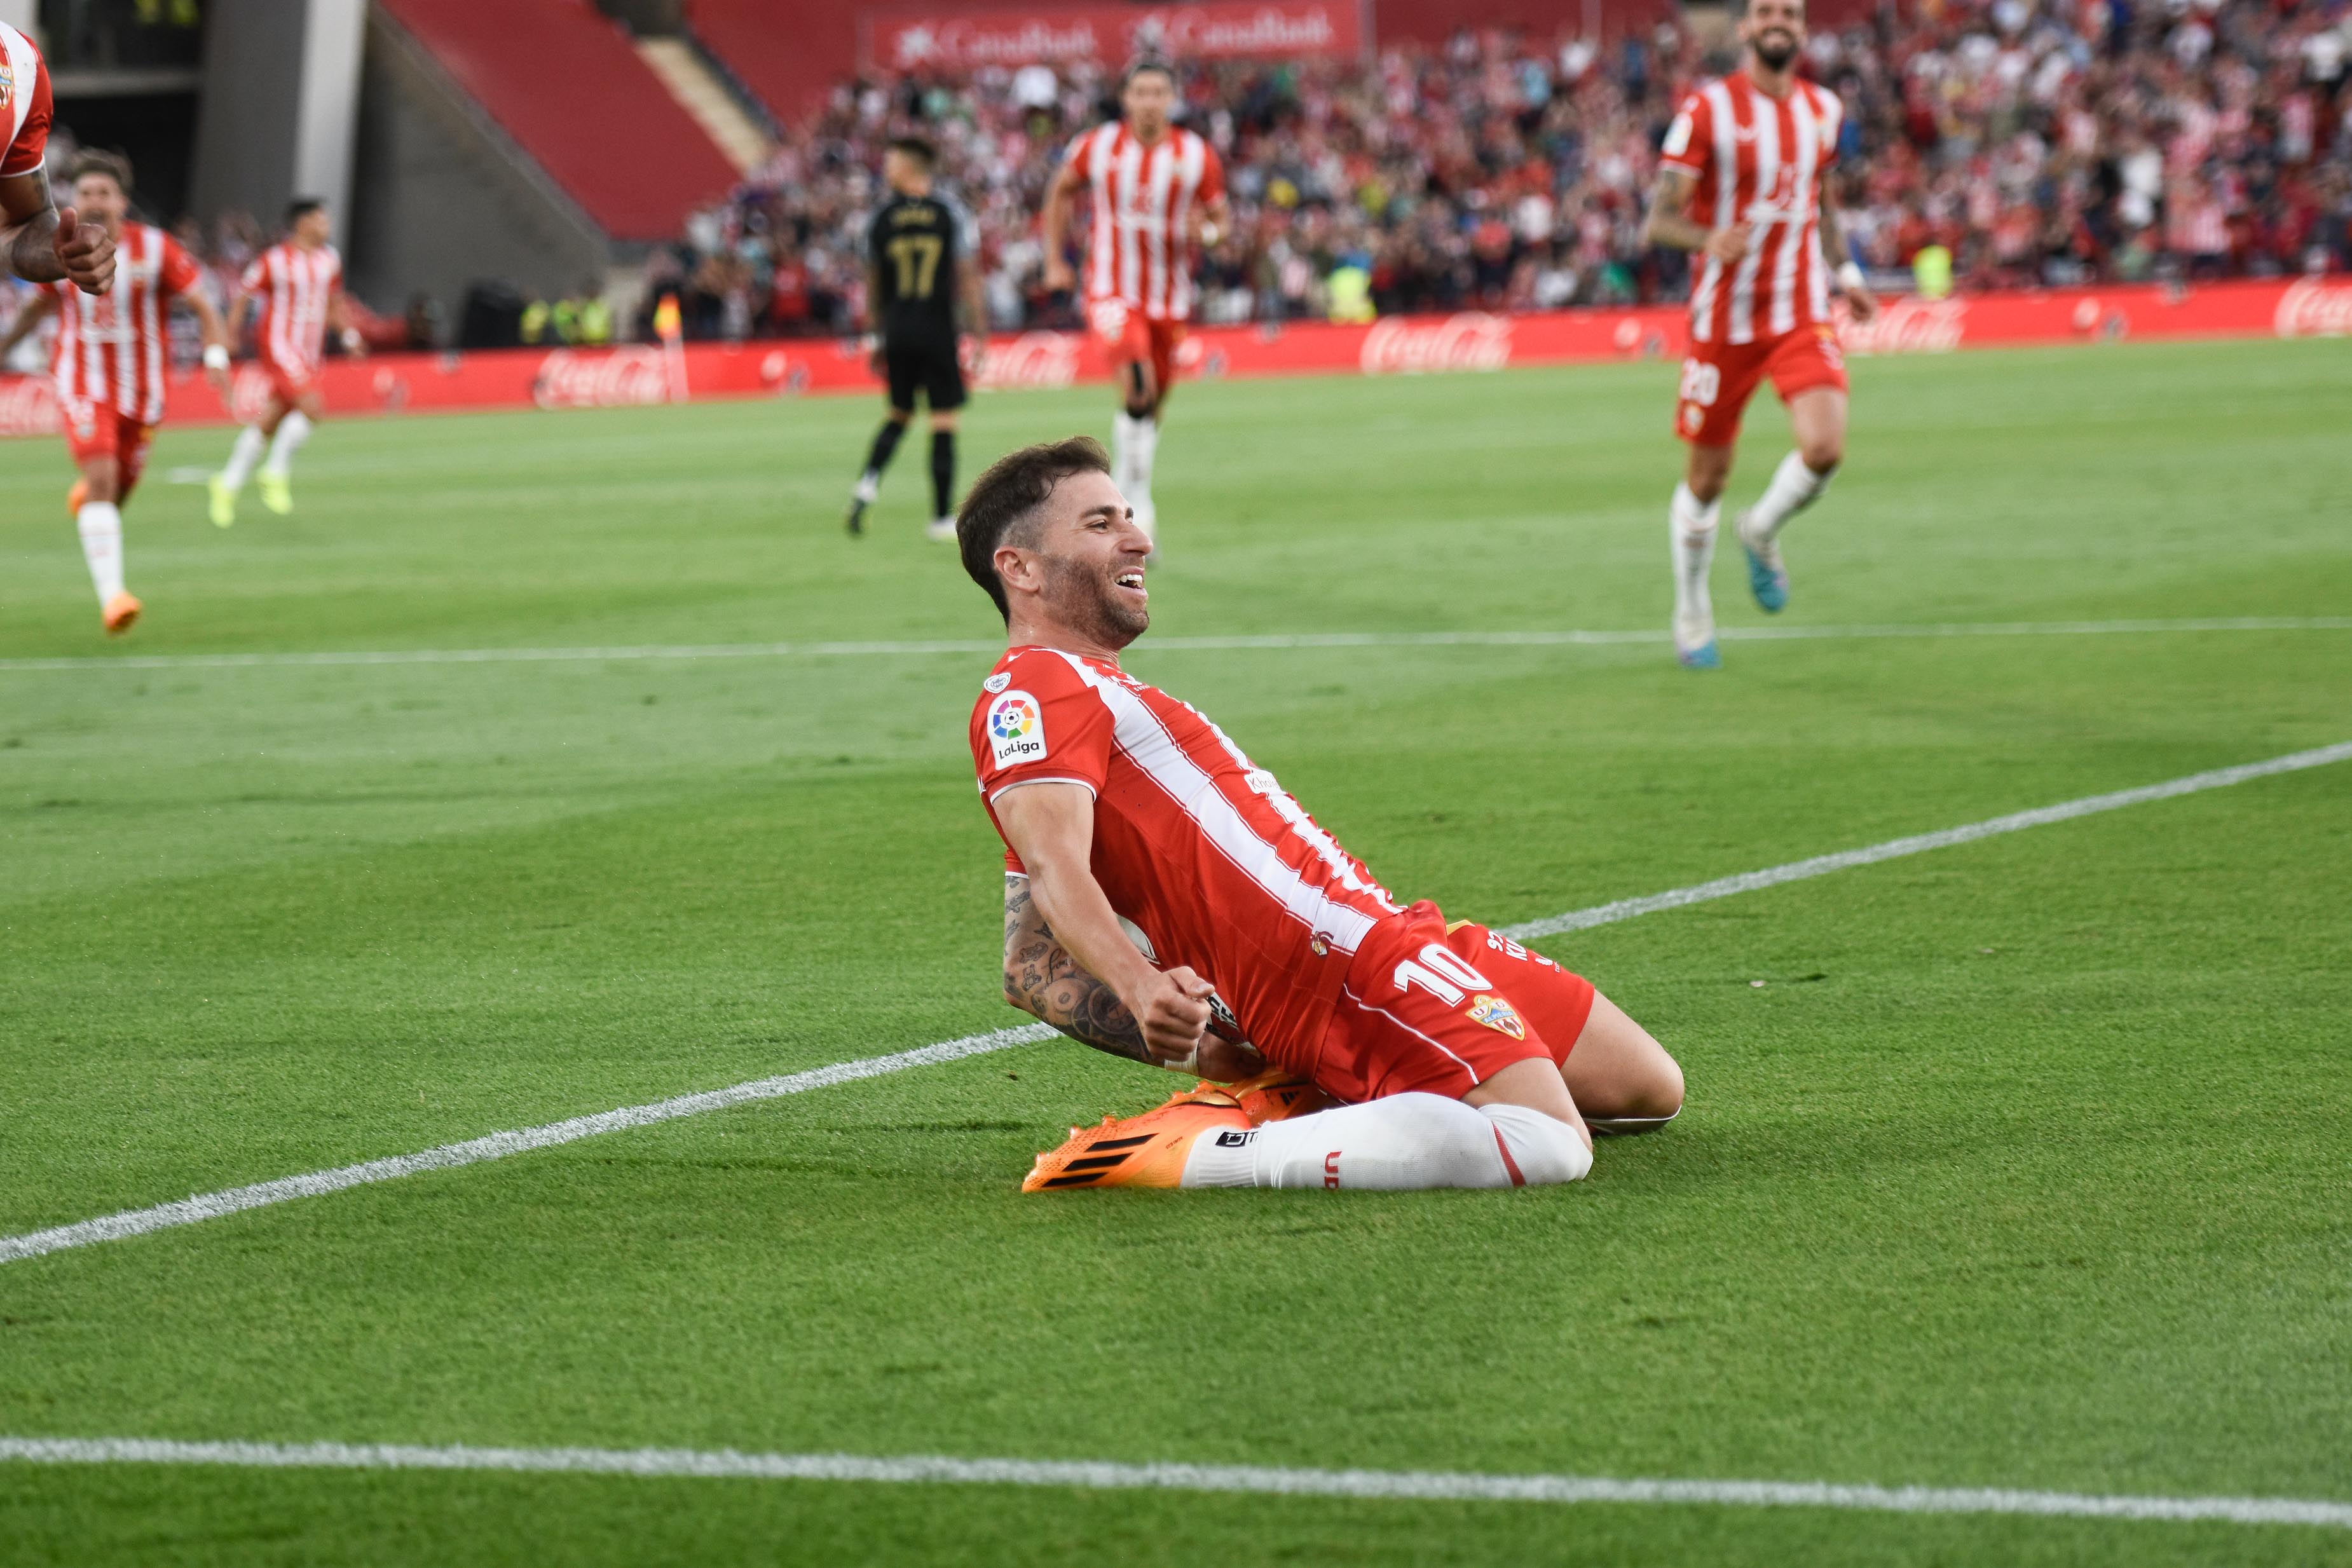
1 618 2348 673
1 1436 2346 1531
0 1025 1053 1265
3 741 2346 1268
1499 741 2352 941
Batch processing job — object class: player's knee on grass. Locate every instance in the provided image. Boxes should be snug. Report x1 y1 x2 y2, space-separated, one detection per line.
1480 1103 1593 1185
1798 437 1843 474
80 461 120 505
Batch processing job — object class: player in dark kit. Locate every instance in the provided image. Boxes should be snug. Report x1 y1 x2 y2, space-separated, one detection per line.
845 137 987 542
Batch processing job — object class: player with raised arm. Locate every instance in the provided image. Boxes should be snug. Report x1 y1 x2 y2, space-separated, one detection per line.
1039 60 1226 549
210 198 361 526
0 152 231 635
959 439 1685 1192
845 137 987 542
1641 0 1877 668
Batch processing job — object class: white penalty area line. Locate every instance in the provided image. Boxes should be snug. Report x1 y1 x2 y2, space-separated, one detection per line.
2 1436 2346 1532
2 618 2348 673
3 741 2346 1269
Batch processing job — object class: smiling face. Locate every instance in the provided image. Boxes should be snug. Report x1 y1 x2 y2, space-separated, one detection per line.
1740 0 1807 72
1000 468 1153 650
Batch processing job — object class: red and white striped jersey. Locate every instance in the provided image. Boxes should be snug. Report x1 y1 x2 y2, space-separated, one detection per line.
240 240 341 374
0 22 53 179
48 222 200 426
1063 123 1224 323
973 646 1403 1055
1660 71 1845 346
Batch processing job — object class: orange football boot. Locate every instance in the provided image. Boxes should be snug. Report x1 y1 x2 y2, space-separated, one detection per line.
102 592 141 636
1219 1070 1337 1126
67 480 87 514
1020 1089 1250 1192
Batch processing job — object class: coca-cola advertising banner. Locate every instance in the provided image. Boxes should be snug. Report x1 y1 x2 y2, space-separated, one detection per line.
861 0 1369 72
0 278 2337 439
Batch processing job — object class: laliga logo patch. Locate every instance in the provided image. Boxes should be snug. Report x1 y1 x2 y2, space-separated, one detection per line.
987 690 1046 767
1467 993 1526 1040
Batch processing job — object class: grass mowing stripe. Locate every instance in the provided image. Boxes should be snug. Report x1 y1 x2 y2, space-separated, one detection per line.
0 1025 1054 1266
1 618 2347 672
3 1436 2348 1531
1499 740 2352 941
5 741 2344 1271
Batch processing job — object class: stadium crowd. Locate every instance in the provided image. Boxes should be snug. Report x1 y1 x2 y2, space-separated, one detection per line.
648 0 2352 339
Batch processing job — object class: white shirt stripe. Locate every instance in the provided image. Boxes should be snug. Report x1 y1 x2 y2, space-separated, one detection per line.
1053 652 1385 955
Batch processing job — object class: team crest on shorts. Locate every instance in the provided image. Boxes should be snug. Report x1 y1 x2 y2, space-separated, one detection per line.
986 690 1046 767
1467 993 1526 1040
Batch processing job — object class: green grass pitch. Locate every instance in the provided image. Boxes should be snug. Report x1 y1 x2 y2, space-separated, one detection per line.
1 338 2349 1565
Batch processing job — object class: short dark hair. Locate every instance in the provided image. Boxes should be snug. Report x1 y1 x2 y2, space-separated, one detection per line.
69 149 132 193
886 136 936 168
286 196 325 224
957 437 1112 621
1123 59 1176 90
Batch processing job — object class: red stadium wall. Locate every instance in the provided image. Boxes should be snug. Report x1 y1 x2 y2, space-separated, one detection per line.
0 280 2340 439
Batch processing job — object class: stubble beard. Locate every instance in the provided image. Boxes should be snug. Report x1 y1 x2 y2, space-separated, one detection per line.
1753 32 1799 71
1041 553 1147 649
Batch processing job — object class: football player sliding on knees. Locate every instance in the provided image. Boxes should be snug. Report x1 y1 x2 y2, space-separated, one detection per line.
959 439 1685 1192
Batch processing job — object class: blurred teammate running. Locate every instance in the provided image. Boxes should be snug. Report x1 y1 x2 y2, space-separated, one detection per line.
210 198 362 526
1641 0 1877 668
1040 61 1226 549
958 439 1685 1192
845 136 986 542
0 152 231 636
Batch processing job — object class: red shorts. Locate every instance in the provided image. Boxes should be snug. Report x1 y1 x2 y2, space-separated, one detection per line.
63 404 156 500
262 354 316 406
1086 296 1182 400
1309 901 1597 1104
1675 323 1848 446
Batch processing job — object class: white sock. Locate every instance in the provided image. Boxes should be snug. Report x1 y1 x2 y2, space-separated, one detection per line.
1671 482 1720 627
221 425 267 490
1115 411 1158 539
1181 1094 1590 1190
76 501 125 604
1743 449 1835 545
852 471 880 503
263 411 312 479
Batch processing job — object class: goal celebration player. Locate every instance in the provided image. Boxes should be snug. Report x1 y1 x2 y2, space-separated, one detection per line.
210 197 361 526
0 152 232 636
1640 0 1877 669
1040 60 1226 549
959 439 1685 1192
845 136 986 542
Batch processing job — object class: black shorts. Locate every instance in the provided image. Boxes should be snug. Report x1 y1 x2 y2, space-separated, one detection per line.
884 333 966 412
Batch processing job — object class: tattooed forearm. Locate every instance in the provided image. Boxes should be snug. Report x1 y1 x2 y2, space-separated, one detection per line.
1002 875 1153 1063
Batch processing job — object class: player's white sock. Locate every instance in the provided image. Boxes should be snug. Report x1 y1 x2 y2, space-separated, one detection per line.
1180 1094 1589 1190
1743 449 1835 546
76 501 125 605
1115 411 1158 540
851 471 880 504
1671 482 1720 631
263 412 312 479
221 424 266 490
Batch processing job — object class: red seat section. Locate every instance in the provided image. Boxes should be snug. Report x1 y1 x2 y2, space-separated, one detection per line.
688 0 862 124
380 0 740 241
